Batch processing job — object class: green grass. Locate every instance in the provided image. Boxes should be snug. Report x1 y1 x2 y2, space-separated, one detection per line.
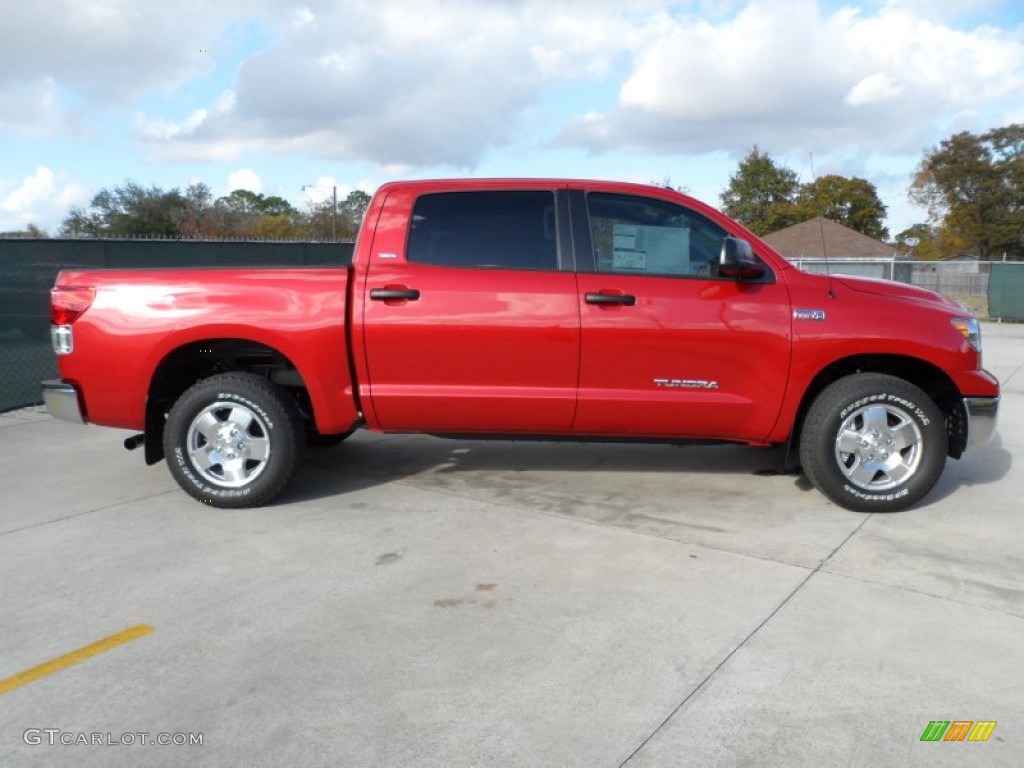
955 295 990 318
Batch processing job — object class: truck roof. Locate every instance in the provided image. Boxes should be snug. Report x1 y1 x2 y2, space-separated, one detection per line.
374 177 692 197
370 178 763 249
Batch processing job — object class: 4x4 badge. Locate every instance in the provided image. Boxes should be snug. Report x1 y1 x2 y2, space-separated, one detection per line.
794 308 827 321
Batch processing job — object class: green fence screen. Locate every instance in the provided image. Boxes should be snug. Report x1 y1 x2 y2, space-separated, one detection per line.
988 262 1024 321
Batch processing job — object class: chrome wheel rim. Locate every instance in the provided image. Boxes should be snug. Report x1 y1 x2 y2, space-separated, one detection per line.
834 403 923 491
187 401 270 487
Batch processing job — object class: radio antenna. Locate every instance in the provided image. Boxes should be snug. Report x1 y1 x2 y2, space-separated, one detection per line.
809 152 835 298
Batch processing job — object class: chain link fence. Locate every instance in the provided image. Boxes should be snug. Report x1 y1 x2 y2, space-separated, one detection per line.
0 239 353 413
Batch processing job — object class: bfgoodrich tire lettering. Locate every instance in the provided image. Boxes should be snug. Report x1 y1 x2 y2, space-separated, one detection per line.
799 374 947 512
163 373 304 508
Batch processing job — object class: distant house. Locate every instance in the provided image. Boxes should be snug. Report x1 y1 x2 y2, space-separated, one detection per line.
761 217 897 280
761 217 896 259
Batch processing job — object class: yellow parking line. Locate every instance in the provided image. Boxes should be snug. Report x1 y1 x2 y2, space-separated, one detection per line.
0 624 154 696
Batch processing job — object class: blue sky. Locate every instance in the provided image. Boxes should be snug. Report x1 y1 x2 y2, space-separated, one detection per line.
2 0 1022 237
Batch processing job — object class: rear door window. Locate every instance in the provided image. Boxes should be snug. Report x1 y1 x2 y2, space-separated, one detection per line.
407 191 558 271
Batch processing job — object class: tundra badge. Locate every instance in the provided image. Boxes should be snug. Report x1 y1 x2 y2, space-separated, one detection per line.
654 378 719 389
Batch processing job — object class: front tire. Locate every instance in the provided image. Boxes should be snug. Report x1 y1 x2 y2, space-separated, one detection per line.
163 373 304 508
799 374 947 512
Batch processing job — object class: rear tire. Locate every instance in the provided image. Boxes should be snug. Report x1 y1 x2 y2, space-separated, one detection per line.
163 373 304 508
799 374 947 512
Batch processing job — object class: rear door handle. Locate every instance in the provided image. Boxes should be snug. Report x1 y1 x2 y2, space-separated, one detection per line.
585 292 636 306
370 288 421 301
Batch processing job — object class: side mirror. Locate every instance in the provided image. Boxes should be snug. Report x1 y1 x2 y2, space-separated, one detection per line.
719 237 765 280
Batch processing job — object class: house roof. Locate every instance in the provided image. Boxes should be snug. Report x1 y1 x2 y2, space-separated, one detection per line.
761 217 895 259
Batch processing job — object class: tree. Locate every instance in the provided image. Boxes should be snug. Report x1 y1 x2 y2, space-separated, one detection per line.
722 149 894 239
209 189 303 239
338 190 370 238
651 177 690 194
894 223 943 261
56 178 372 241
306 190 370 240
175 183 216 239
910 124 1024 260
720 147 800 235
0 223 47 237
60 181 186 237
795 175 889 241
254 214 306 240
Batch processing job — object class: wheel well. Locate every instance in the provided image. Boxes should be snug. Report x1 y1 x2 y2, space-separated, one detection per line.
144 339 313 464
790 354 967 462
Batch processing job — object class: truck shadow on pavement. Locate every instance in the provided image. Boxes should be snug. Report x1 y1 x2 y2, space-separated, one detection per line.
286 433 783 503
282 430 1012 512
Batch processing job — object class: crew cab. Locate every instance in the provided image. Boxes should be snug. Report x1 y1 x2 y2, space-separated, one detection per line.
42 179 1000 512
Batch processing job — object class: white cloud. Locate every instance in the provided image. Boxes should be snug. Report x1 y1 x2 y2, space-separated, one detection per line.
136 108 210 141
845 73 902 106
0 167 89 232
119 0 1023 174
0 78 61 136
227 168 263 193
1005 106 1024 125
296 176 379 208
299 177 338 207
563 0 1024 156
0 1 271 135
880 0 1010 23
1 0 1020 233
135 0 657 168
292 7 315 29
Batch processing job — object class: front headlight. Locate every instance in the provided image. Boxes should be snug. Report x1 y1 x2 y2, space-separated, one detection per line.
951 316 981 352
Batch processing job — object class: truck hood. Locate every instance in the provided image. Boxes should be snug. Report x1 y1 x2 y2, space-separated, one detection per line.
833 274 965 313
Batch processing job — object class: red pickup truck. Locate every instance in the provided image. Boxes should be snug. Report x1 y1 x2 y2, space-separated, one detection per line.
42 179 999 512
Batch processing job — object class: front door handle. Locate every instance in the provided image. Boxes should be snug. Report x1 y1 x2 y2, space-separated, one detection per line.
370 287 421 301
585 292 636 306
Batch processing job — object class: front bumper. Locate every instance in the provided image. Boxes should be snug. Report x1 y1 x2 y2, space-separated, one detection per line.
965 396 999 448
41 379 86 425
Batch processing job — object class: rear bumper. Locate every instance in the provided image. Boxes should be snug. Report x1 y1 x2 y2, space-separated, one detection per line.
41 379 86 425
965 396 999 448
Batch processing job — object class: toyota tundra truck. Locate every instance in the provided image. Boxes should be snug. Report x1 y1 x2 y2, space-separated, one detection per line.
41 178 1000 512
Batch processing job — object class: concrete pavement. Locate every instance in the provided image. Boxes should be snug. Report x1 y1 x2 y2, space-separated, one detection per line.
1 323 1022 767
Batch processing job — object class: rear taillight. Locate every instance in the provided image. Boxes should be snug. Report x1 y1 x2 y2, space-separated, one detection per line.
51 286 95 325
50 286 95 355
